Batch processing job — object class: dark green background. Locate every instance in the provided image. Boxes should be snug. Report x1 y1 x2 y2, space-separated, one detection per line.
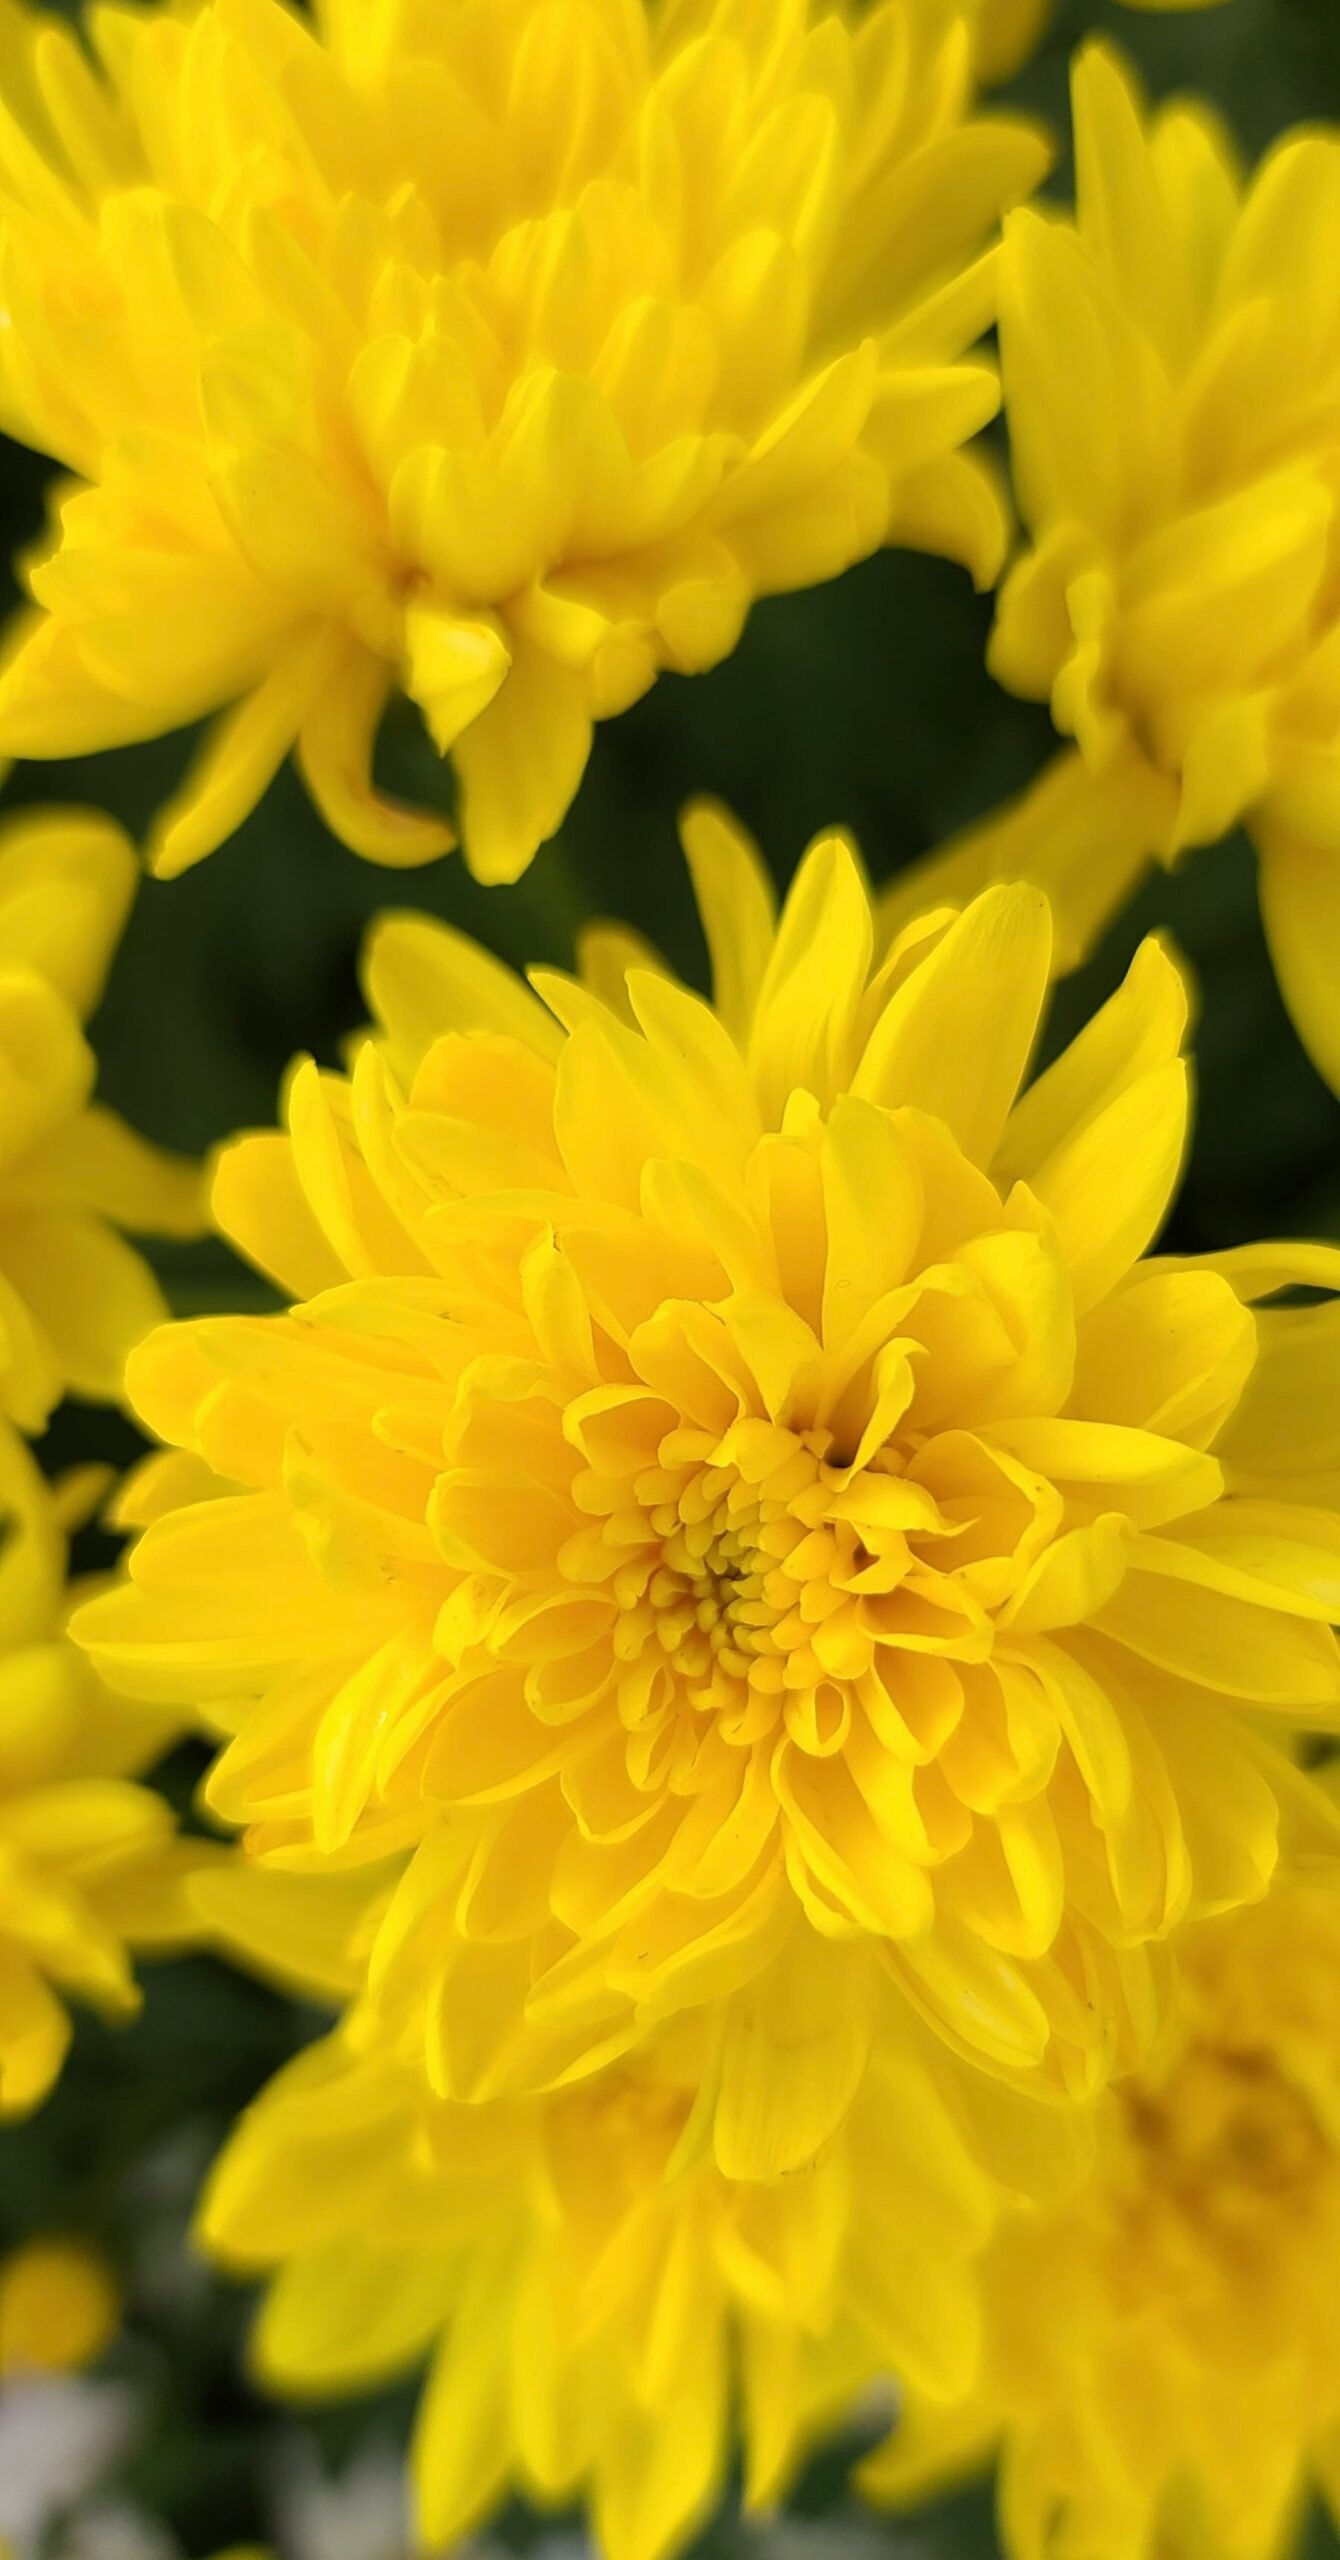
3 2 1340 2553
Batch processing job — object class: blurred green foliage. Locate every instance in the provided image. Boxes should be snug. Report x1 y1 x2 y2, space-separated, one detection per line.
2 1 1340 2554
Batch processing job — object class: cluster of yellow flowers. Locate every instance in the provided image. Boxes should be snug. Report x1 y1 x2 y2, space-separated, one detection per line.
0 808 203 2114
9 2 1340 2559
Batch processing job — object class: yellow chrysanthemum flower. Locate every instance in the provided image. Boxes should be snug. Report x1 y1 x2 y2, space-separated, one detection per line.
0 2237 119 2376
201 1994 996 2560
0 806 204 1432
0 0 1048 886
926 45 1340 1089
74 809 1340 2167
866 1858 1340 2560
0 1424 196 2116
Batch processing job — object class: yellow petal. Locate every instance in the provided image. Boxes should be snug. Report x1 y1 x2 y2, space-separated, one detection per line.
878 750 1164 978
855 883 1052 1167
1099 1569 1340 1711
0 1211 167 1406
211 1130 349 1299
0 1944 70 2117
713 1932 874 2178
412 2246 516 2545
147 633 336 879
678 799 777 1046
453 642 592 887
0 807 135 1020
746 833 872 1123
1257 827 1340 1098
257 2238 451 2393
299 639 455 868
402 603 511 757
37 1105 204 1238
0 970 92 1172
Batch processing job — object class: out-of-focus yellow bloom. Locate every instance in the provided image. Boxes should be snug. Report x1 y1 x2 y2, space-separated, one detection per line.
866 1860 1340 2560
0 1426 195 2116
0 0 1048 887
936 44 1340 1089
0 808 203 1432
75 809 1340 2164
0 2237 118 2375
202 1999 993 2560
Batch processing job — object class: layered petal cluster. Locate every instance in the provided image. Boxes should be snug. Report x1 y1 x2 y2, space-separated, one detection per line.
0 0 1048 885
75 811 1340 2166
201 1992 995 2560
0 1426 194 2116
0 808 204 1431
867 1861 1340 2560
939 44 1340 1089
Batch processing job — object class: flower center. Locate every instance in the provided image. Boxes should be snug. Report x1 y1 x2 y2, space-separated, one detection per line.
576 1423 913 1773
1120 2043 1328 2240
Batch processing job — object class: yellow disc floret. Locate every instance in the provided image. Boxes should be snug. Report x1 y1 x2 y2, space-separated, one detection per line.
0 0 1047 884
74 809 1340 2168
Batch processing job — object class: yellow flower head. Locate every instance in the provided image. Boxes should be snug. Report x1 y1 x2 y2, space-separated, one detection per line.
201 1995 993 2560
866 1859 1340 2560
74 811 1340 2167
0 807 204 1431
975 45 1340 1089
0 0 1047 885
0 1426 195 2116
0 2236 119 2376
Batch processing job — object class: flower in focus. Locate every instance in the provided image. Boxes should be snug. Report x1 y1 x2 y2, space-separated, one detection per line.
0 0 1048 885
0 1425 196 2116
0 809 204 1433
933 43 1340 1090
200 1998 994 2560
73 805 1340 2169
0 2238 119 2378
865 1854 1340 2560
